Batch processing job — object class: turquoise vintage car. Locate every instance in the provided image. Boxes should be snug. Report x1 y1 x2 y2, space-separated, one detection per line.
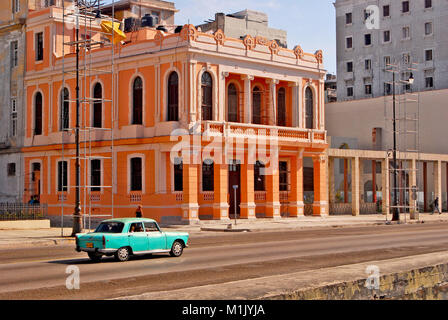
75 218 189 262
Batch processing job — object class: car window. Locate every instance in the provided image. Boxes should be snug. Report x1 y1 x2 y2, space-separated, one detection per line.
144 222 159 232
94 222 124 233
129 222 145 233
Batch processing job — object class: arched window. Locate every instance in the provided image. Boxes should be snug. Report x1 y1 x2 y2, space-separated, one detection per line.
93 83 102 128
277 87 286 126
34 92 42 135
201 72 213 121
227 83 238 122
305 87 314 129
60 88 70 131
252 86 262 125
167 72 179 121
132 77 143 125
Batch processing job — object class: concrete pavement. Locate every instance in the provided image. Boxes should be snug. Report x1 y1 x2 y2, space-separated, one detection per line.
0 213 447 249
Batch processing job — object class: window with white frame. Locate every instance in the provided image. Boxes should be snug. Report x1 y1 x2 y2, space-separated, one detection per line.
57 161 68 192
402 26 410 39
35 32 43 62
383 30 391 43
346 37 353 49
365 59 372 70
345 12 352 24
91 159 101 192
425 49 433 61
425 22 433 36
130 157 142 192
402 1 410 13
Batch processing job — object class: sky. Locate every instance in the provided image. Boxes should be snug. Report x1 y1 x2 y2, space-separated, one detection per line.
103 0 337 73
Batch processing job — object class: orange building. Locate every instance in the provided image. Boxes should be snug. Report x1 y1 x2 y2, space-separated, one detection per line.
23 3 328 225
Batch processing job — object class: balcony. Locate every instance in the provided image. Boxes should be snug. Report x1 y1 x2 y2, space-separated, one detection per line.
201 121 327 144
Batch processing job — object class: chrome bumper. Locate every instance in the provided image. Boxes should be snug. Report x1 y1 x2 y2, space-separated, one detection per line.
77 247 117 254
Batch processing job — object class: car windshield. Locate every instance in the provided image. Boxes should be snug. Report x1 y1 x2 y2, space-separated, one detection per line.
94 222 124 233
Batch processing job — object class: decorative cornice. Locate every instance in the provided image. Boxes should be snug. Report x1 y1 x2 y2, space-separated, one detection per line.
154 30 164 45
241 75 254 81
293 45 304 59
268 40 280 55
243 35 256 50
314 50 323 64
214 29 225 46
180 24 198 42
255 36 268 46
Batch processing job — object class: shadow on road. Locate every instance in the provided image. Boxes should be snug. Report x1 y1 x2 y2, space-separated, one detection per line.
46 253 170 265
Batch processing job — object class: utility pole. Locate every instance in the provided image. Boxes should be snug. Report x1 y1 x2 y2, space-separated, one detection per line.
392 71 400 222
72 0 83 235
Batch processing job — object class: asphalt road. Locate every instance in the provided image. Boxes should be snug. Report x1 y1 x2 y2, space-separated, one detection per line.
1 223 448 299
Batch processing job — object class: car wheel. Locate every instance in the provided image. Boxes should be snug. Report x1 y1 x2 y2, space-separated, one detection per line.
88 252 102 262
170 241 183 257
115 247 130 262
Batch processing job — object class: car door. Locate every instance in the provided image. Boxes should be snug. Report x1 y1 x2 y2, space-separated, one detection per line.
144 222 167 250
128 222 150 252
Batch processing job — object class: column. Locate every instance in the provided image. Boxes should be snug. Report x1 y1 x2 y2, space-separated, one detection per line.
181 163 200 224
289 82 299 127
265 158 281 219
434 160 442 211
319 79 325 130
218 71 229 122
372 160 377 203
313 155 328 216
297 78 304 128
381 158 390 215
351 157 360 216
423 162 428 212
240 153 256 219
410 159 417 219
359 159 364 204
212 163 230 220
189 60 197 123
328 157 335 206
242 75 254 124
344 158 349 203
290 153 304 217
266 79 278 126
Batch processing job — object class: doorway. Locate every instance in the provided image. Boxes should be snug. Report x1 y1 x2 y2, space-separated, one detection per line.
228 161 241 218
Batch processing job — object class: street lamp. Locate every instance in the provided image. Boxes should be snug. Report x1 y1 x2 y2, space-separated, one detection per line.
71 0 83 235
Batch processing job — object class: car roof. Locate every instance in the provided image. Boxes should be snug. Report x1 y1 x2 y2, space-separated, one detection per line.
101 218 157 224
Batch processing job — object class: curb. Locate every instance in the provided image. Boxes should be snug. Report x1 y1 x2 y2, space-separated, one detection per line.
200 227 251 233
0 238 75 249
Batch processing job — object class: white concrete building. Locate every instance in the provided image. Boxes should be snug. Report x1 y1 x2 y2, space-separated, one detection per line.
0 0 28 202
334 0 448 101
197 10 288 48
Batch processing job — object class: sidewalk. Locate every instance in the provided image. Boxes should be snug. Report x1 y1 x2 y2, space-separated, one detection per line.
0 213 447 249
115 251 448 300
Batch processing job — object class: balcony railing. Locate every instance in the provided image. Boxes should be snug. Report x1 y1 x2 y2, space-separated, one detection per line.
201 121 326 144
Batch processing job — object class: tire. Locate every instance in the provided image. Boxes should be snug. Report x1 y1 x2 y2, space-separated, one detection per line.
169 240 184 257
115 247 131 262
88 252 102 262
